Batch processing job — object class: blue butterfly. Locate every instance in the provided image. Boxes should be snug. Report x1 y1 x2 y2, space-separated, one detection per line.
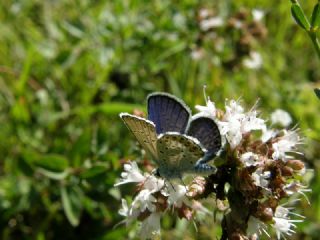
120 92 221 179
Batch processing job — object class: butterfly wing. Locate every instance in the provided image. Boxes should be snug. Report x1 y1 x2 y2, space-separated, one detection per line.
147 92 191 134
156 132 205 178
186 116 221 162
120 113 158 160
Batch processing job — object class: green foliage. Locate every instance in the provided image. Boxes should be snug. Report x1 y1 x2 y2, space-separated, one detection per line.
0 0 319 239
311 3 320 30
291 3 311 30
290 0 320 59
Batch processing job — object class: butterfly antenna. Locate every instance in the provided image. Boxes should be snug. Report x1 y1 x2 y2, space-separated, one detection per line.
168 180 176 192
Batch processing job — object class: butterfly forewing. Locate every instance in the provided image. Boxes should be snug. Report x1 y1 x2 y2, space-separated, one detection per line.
156 133 205 177
147 93 191 134
120 113 158 160
187 116 221 156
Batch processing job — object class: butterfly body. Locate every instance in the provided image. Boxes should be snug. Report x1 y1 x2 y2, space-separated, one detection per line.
120 92 221 179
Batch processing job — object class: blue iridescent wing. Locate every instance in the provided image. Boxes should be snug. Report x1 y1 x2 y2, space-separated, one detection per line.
120 113 158 160
186 116 221 162
147 92 191 134
156 133 204 179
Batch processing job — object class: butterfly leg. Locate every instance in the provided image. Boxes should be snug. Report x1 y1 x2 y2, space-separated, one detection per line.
168 180 176 192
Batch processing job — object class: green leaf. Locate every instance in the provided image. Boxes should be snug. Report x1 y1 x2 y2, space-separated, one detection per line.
16 47 34 94
291 3 310 30
80 166 106 179
18 156 34 176
34 154 69 172
311 3 320 30
37 168 69 180
314 88 320 99
61 186 83 227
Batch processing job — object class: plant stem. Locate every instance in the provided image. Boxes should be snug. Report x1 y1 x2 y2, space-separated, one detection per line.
308 32 320 59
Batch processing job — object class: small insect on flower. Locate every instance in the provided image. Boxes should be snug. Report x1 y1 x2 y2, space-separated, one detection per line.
120 92 222 180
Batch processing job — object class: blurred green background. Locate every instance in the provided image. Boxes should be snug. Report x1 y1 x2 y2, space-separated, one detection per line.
0 0 319 239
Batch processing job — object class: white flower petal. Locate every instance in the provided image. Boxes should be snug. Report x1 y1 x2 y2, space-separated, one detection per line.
271 109 292 127
194 98 217 118
200 17 224 31
272 130 301 161
139 213 161 240
167 184 188 208
243 52 262 69
261 129 277 142
240 152 260 167
252 9 265 21
272 206 304 239
252 168 270 188
114 161 145 186
132 189 157 213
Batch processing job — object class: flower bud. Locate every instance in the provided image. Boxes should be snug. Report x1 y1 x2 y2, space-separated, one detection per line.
235 8 249 20
177 204 193 220
259 207 273 222
281 166 293 177
187 176 206 197
286 160 305 171
154 192 168 212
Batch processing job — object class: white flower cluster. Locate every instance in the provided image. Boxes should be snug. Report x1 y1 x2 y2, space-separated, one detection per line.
196 98 266 149
247 205 304 240
195 97 309 239
116 96 309 240
114 162 207 239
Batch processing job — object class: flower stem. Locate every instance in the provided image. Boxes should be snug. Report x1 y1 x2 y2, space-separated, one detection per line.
308 32 320 59
221 188 250 240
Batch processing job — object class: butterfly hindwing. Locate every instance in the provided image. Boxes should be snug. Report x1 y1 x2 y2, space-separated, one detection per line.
156 132 205 178
120 113 158 160
187 116 221 160
147 93 191 134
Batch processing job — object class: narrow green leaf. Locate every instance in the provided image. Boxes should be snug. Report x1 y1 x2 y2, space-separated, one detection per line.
80 166 106 179
156 42 187 61
61 186 82 227
311 3 320 30
34 154 69 172
17 47 34 94
37 168 69 180
291 3 311 30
